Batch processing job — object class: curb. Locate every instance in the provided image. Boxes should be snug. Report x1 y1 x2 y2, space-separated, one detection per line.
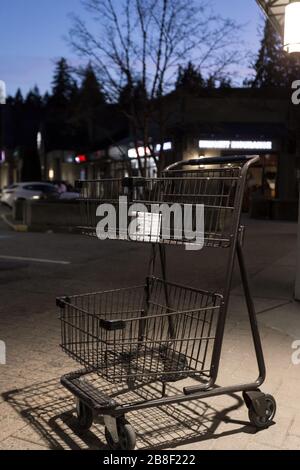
1 214 28 232
1 214 80 234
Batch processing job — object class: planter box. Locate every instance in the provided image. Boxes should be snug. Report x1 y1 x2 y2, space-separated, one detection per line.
23 200 82 232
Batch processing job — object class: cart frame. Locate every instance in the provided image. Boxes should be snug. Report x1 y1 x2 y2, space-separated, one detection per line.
58 155 276 449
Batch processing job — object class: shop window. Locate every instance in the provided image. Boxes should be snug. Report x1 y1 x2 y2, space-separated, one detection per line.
244 154 278 211
131 157 157 178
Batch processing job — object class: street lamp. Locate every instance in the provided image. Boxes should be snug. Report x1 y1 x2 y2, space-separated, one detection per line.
0 80 7 188
284 2 300 53
0 80 6 104
256 1 300 50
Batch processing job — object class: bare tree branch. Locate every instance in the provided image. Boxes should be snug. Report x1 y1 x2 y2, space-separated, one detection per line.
69 0 245 174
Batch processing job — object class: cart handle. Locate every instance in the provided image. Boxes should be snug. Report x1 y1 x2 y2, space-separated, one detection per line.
164 155 259 172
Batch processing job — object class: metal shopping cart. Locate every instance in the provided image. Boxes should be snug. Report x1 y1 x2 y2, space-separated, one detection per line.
57 155 276 450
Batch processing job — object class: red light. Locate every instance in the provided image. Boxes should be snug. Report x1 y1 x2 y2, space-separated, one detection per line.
75 155 87 163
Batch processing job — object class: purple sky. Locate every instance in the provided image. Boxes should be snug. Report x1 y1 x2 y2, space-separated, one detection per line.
0 0 264 96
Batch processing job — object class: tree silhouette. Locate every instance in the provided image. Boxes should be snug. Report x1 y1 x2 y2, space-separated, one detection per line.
45 58 78 151
73 63 106 149
51 58 77 106
25 85 42 107
10 89 25 149
14 88 24 105
43 91 50 106
219 77 232 89
206 75 217 89
69 0 242 175
80 64 105 103
21 86 43 181
1 88 43 182
175 62 205 93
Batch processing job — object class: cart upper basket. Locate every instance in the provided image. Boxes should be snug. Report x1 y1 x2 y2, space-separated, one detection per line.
77 163 244 248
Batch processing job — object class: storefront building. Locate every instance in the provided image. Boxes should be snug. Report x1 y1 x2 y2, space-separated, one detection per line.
166 88 300 220
1 88 299 221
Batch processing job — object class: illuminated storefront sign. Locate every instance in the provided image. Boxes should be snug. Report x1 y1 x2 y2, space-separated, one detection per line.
155 142 172 152
128 147 151 159
75 155 88 163
199 140 273 151
128 142 172 159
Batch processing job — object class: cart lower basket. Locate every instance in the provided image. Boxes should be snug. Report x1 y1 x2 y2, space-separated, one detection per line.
57 277 222 385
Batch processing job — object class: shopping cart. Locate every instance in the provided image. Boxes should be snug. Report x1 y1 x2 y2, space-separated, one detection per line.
57 155 276 450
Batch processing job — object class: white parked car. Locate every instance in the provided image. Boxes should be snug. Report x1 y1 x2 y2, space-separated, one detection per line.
0 182 60 208
59 191 80 200
45 181 80 200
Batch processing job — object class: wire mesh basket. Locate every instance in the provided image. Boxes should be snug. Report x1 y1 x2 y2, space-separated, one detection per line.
57 277 223 385
77 166 241 248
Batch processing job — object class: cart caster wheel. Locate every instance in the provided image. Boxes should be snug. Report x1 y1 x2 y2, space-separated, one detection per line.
105 418 136 450
248 394 276 429
76 399 93 431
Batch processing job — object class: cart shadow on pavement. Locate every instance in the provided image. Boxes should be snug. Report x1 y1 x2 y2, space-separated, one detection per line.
2 377 262 450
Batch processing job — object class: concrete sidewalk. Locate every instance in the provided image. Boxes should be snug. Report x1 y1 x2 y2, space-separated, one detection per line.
0 215 299 450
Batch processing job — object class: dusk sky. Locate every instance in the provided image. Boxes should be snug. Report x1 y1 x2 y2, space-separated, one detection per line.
0 0 264 96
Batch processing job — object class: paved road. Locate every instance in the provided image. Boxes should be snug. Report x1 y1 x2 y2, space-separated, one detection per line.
0 203 297 297
0 203 300 450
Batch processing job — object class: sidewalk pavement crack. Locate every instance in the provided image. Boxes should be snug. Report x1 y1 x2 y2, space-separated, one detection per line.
256 300 294 316
10 434 48 449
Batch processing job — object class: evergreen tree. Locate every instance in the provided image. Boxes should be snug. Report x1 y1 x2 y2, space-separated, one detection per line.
19 86 43 181
14 88 24 105
43 91 50 106
206 75 217 89
79 64 105 106
45 58 78 151
175 62 205 93
248 19 300 88
73 64 106 149
50 58 77 106
118 80 147 107
25 85 42 107
5 87 43 181
11 89 24 148
118 82 134 108
219 77 232 89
